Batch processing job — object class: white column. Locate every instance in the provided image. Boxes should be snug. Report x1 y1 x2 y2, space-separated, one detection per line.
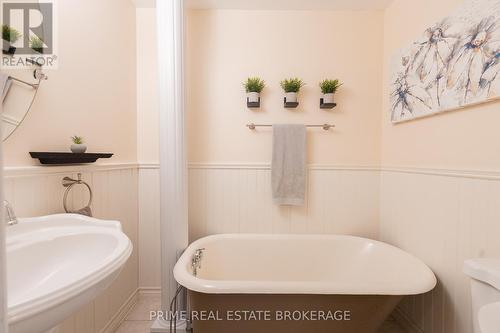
154 0 188 329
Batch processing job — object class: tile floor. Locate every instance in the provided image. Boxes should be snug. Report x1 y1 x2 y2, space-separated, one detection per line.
115 293 407 333
115 293 160 333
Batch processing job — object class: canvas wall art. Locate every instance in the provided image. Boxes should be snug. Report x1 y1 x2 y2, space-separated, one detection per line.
390 0 500 123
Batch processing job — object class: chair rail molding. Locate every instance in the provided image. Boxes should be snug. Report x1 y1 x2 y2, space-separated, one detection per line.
5 163 500 181
3 162 140 177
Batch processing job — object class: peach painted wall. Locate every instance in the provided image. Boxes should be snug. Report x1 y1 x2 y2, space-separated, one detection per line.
136 7 159 164
382 0 500 170
186 10 384 165
2 0 137 167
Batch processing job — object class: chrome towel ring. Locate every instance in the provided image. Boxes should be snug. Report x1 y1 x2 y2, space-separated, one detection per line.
62 173 93 216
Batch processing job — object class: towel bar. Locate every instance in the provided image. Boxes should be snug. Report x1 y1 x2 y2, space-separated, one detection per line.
246 123 334 131
62 173 93 216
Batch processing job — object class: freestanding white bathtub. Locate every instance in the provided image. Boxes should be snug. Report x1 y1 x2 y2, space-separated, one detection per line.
174 234 436 333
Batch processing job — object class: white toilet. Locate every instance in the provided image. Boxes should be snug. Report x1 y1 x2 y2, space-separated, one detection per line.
464 259 500 333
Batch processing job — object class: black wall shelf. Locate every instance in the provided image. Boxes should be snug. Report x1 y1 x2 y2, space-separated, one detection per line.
320 98 337 109
247 97 260 108
284 97 299 108
30 152 113 165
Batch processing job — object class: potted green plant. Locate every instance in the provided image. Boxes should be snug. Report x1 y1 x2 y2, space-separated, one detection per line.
319 79 342 104
280 78 305 103
70 136 87 153
29 36 44 54
244 77 265 103
2 25 21 55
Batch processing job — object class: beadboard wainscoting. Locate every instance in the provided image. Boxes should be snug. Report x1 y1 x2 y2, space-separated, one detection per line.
380 168 500 333
138 166 161 289
9 162 493 333
3 164 139 333
135 164 381 289
187 164 381 241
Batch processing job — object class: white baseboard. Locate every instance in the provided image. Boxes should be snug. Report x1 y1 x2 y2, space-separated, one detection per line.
139 287 162 294
392 307 424 333
99 289 140 333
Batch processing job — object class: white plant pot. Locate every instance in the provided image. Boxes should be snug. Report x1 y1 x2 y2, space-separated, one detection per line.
247 92 260 103
70 144 87 153
322 93 334 104
285 92 298 103
2 41 10 52
2 40 15 54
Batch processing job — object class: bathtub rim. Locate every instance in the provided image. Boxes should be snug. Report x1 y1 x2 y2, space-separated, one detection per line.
173 233 437 296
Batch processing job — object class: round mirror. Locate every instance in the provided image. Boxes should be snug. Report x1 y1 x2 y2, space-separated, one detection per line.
1 67 46 141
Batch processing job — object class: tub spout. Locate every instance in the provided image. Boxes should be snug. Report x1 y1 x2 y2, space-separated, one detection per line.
191 248 205 276
4 200 18 226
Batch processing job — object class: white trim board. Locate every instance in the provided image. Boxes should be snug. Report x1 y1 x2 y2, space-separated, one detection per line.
3 162 157 178
188 164 500 180
3 163 140 177
140 163 380 170
381 166 500 181
187 163 379 171
6 162 500 181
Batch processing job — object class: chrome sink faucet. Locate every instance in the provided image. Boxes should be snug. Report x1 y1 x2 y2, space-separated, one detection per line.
4 200 18 226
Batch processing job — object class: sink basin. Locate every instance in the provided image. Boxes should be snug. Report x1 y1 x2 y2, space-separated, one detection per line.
6 214 133 333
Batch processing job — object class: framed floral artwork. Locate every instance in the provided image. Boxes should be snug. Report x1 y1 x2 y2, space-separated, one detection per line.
390 0 500 123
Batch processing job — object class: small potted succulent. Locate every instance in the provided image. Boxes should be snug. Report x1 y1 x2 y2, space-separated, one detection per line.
29 36 44 54
319 79 342 104
2 25 21 55
280 78 305 104
244 77 265 104
70 135 87 153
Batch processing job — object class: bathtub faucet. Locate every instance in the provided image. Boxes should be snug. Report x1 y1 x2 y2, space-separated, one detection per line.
191 248 205 276
4 200 18 226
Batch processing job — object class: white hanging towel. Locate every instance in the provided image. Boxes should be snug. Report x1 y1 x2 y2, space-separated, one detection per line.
271 124 307 206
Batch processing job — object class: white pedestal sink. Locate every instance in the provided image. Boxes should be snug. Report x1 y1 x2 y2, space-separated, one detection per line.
6 214 133 333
